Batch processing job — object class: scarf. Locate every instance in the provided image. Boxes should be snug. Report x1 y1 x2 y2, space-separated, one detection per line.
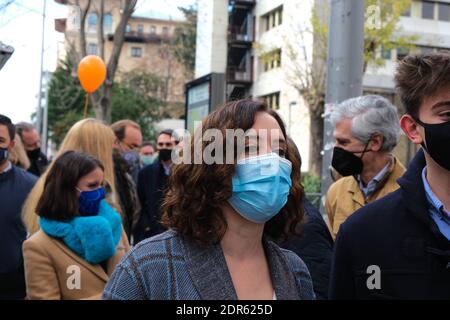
40 200 122 265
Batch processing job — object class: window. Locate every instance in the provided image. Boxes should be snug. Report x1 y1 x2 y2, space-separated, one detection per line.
401 4 411 17
381 45 391 60
261 92 281 110
103 13 112 32
397 47 410 61
87 12 97 32
422 1 435 19
262 49 282 72
87 43 97 55
419 46 436 54
125 24 131 32
162 26 169 35
150 25 156 33
438 2 450 21
137 24 144 33
131 47 142 57
263 5 283 31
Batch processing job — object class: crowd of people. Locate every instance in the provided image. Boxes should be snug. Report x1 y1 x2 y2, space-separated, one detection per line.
0 51 449 300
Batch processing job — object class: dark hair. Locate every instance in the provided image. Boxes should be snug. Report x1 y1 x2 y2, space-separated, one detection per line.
161 99 305 245
0 114 16 141
111 119 141 141
395 51 450 117
36 151 104 221
141 141 155 149
158 129 174 137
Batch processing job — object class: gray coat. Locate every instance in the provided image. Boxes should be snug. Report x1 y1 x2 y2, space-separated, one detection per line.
103 230 315 300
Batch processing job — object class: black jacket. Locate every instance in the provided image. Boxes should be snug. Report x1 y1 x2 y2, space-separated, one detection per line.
329 149 450 299
0 165 37 299
27 150 48 177
134 159 169 244
113 150 140 242
283 200 334 300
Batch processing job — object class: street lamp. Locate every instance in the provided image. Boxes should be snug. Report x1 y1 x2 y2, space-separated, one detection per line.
288 101 297 136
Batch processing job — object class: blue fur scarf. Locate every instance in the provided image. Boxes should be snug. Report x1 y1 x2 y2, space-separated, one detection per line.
40 200 122 265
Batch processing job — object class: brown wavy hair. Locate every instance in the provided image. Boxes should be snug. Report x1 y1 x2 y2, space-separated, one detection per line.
161 99 305 244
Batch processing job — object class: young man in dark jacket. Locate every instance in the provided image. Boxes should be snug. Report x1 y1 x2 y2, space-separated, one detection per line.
0 115 37 299
134 129 176 244
330 51 450 299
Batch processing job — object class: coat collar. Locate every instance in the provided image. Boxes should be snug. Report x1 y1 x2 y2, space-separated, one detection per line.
397 149 450 247
49 236 109 282
180 235 300 300
347 155 403 206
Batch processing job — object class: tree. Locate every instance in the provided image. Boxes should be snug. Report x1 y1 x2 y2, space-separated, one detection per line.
0 0 14 12
112 70 166 141
47 54 85 146
171 5 197 78
69 0 137 123
48 55 166 145
284 0 416 176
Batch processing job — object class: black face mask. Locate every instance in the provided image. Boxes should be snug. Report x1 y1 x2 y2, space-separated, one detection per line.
159 148 172 162
331 142 371 177
414 117 450 171
27 148 41 160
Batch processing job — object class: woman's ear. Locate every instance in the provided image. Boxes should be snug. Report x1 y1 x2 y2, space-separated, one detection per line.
400 115 424 145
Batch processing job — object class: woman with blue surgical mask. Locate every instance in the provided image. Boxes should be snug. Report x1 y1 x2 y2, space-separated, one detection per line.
23 151 130 300
104 99 315 300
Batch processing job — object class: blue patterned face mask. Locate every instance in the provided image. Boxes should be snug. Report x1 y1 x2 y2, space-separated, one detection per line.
76 187 106 216
228 153 292 223
0 147 8 163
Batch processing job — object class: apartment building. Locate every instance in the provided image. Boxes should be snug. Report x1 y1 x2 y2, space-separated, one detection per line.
54 0 188 118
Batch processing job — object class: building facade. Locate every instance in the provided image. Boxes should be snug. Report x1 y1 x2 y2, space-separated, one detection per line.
363 0 450 164
195 0 314 171
195 0 450 172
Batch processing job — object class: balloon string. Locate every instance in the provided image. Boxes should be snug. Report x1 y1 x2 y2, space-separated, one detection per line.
83 93 89 118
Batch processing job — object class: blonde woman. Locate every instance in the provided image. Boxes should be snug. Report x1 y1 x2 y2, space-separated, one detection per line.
9 133 31 170
22 118 119 235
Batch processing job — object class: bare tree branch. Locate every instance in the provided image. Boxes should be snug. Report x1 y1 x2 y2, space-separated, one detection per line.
107 0 137 84
0 0 14 12
77 0 92 58
97 0 105 60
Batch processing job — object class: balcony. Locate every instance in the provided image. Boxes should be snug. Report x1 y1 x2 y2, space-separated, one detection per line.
227 66 252 84
228 26 253 44
230 0 256 8
107 31 172 44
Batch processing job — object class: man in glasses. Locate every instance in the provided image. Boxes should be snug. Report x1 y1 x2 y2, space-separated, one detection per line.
135 129 177 244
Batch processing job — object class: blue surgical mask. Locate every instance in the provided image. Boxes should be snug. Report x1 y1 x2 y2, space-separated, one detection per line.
140 154 155 166
228 153 292 223
76 187 106 216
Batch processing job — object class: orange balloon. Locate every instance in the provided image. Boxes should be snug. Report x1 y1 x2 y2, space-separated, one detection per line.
77 55 107 93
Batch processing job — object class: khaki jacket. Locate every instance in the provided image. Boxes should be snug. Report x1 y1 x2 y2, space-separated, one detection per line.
23 229 130 300
326 156 406 239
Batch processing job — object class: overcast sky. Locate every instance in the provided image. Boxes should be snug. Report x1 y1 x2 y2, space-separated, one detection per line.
0 0 196 123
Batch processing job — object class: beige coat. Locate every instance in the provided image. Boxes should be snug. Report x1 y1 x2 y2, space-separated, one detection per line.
23 229 130 300
326 156 406 239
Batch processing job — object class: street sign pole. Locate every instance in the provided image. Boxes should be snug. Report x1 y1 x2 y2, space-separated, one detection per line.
320 0 365 215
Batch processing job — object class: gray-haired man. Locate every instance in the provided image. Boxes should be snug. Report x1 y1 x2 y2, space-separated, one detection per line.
325 95 406 239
